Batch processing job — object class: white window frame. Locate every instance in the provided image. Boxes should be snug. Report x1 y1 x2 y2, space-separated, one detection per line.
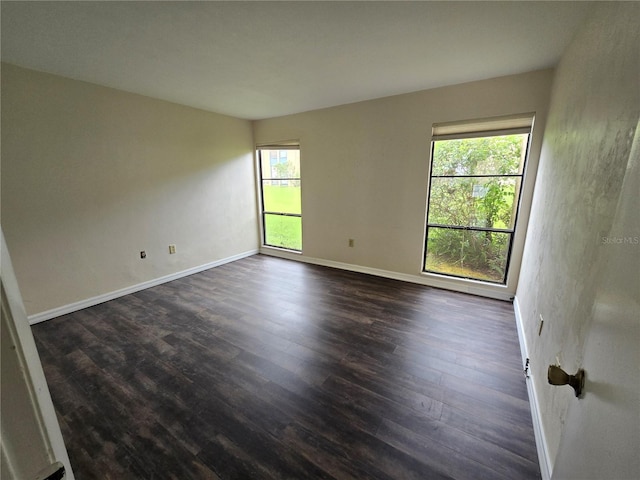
256 142 302 253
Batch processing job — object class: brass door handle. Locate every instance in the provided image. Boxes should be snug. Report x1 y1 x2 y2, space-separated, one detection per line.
548 365 585 397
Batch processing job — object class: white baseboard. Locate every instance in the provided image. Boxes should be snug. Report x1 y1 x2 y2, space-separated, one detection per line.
513 296 552 480
28 249 258 325
259 247 514 301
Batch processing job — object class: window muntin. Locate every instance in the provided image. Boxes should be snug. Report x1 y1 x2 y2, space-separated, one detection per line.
258 147 301 251
427 176 522 230
424 129 530 284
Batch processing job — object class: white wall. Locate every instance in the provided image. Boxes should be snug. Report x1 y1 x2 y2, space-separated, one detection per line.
1 64 258 316
515 3 639 477
253 69 554 297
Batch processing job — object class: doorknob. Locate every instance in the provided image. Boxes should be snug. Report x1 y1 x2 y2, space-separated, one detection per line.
548 365 585 397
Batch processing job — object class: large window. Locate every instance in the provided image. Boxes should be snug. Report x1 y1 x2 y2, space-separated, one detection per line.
424 115 532 284
258 146 302 251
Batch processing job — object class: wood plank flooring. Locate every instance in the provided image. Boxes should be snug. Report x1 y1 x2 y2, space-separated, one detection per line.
32 254 540 479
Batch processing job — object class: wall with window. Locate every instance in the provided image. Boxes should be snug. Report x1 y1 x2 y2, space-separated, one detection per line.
1 63 258 316
253 69 554 297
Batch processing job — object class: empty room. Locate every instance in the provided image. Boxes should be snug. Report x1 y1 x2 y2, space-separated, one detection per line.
1 2 638 480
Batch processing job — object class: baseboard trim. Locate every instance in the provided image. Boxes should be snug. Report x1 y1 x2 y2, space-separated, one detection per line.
513 296 552 480
259 247 513 301
28 249 259 325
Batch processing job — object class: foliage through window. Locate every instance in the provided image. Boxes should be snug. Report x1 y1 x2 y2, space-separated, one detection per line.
424 124 531 283
258 147 301 251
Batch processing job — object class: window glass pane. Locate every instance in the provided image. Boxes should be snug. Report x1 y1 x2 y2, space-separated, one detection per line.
261 149 300 179
264 214 302 250
431 134 528 176
428 177 521 229
262 181 301 214
425 227 511 283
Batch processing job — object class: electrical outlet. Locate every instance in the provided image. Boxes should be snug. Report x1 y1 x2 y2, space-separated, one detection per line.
348 238 354 247
140 251 146 259
169 244 176 254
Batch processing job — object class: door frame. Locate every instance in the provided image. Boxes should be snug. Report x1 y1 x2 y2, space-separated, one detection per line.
1 229 75 479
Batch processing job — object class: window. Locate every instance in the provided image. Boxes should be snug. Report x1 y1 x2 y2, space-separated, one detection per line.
423 115 533 284
258 146 302 251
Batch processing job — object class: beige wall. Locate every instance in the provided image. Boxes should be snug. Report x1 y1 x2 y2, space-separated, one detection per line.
253 69 554 296
516 3 639 476
1 64 258 316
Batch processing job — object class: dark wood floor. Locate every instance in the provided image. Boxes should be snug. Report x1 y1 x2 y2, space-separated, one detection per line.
32 254 540 480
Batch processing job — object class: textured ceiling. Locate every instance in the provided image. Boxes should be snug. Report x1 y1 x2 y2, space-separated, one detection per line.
1 1 592 120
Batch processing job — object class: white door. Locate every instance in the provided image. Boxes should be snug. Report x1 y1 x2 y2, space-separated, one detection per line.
551 126 640 478
1 230 75 480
